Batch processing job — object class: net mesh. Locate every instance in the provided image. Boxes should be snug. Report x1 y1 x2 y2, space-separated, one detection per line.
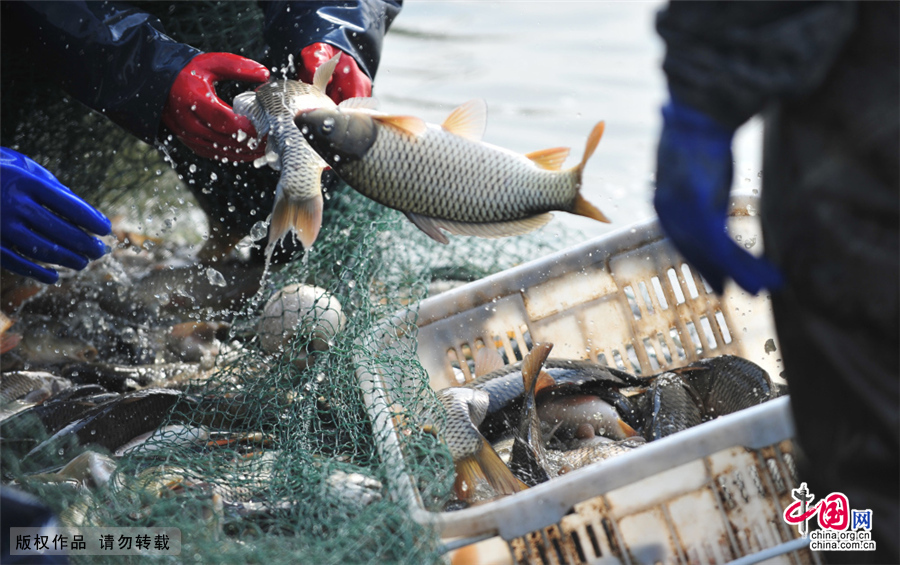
2 171 579 563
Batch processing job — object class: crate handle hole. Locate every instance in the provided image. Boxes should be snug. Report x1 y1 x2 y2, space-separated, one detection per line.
623 285 642 320
699 315 718 349
714 310 733 344
638 280 655 315
667 268 686 305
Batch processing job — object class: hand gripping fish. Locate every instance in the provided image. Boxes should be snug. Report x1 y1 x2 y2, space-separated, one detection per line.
233 54 377 251
293 100 610 244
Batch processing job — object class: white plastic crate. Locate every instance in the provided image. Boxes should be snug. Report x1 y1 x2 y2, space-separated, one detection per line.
356 195 818 565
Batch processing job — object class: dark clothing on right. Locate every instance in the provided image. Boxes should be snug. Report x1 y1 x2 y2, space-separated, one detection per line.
658 2 899 563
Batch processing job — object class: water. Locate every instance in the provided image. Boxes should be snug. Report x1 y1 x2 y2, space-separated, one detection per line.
375 1 763 240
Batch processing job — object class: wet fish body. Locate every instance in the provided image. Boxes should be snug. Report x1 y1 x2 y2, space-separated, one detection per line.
560 437 646 473
640 373 704 440
23 389 190 465
1 371 71 404
294 100 610 244
677 355 780 417
432 386 526 500
470 359 645 440
508 343 554 486
233 54 341 250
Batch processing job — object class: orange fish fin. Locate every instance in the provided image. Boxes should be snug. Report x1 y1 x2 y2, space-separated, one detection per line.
572 195 610 223
1 312 14 335
431 214 553 240
441 99 487 141
534 370 556 395
405 212 449 244
474 347 505 377
454 438 528 500
312 53 342 92
372 115 428 137
268 191 324 250
522 343 553 388
524 147 570 171
618 419 640 438
576 121 605 175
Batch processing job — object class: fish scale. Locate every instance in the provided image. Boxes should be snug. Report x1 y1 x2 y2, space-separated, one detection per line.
339 125 573 222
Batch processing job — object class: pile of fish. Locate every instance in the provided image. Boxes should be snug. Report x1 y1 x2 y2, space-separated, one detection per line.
0 219 386 529
428 343 786 506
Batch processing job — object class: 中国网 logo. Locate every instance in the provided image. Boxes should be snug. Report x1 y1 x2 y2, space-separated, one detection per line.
783 482 876 552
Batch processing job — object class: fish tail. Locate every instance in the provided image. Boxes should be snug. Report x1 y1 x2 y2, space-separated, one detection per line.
522 343 554 390
571 121 610 223
454 437 528 500
268 188 324 250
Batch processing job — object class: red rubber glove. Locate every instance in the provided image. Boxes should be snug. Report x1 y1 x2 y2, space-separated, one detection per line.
297 43 371 104
163 53 270 162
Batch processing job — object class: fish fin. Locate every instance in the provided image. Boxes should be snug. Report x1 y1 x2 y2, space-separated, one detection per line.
524 147 570 171
474 347 505 376
338 96 380 110
573 195 610 223
269 190 324 249
534 370 555 395
454 438 528 500
433 214 553 239
372 115 428 137
568 121 610 223
522 343 554 391
576 121 605 175
405 212 450 244
0 333 21 354
618 419 640 438
313 53 342 92
441 99 487 141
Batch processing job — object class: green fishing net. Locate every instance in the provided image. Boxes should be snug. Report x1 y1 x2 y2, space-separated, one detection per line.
3 166 580 564
1 3 588 561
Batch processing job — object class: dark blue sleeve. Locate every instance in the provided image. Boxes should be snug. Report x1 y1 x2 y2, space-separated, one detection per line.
8 1 200 144
656 1 856 129
259 1 403 79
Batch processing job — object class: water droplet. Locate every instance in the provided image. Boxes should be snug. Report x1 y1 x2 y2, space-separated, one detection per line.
236 129 248 143
334 154 341 162
250 221 268 241
206 268 227 287
189 164 197 173
210 172 218 181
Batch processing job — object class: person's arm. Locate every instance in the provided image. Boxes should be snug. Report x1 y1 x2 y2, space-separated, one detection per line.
8 1 198 145
9 2 269 162
259 1 403 102
1 148 111 285
656 1 856 128
653 2 856 294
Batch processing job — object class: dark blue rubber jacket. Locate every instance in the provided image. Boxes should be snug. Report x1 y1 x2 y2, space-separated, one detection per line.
4 1 401 145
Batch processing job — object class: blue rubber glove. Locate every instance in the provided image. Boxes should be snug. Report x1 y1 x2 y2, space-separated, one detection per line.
654 99 783 295
1 148 111 284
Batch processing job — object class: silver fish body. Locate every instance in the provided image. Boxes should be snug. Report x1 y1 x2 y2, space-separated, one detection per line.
295 101 609 243
434 386 490 461
560 437 646 472
233 55 341 249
